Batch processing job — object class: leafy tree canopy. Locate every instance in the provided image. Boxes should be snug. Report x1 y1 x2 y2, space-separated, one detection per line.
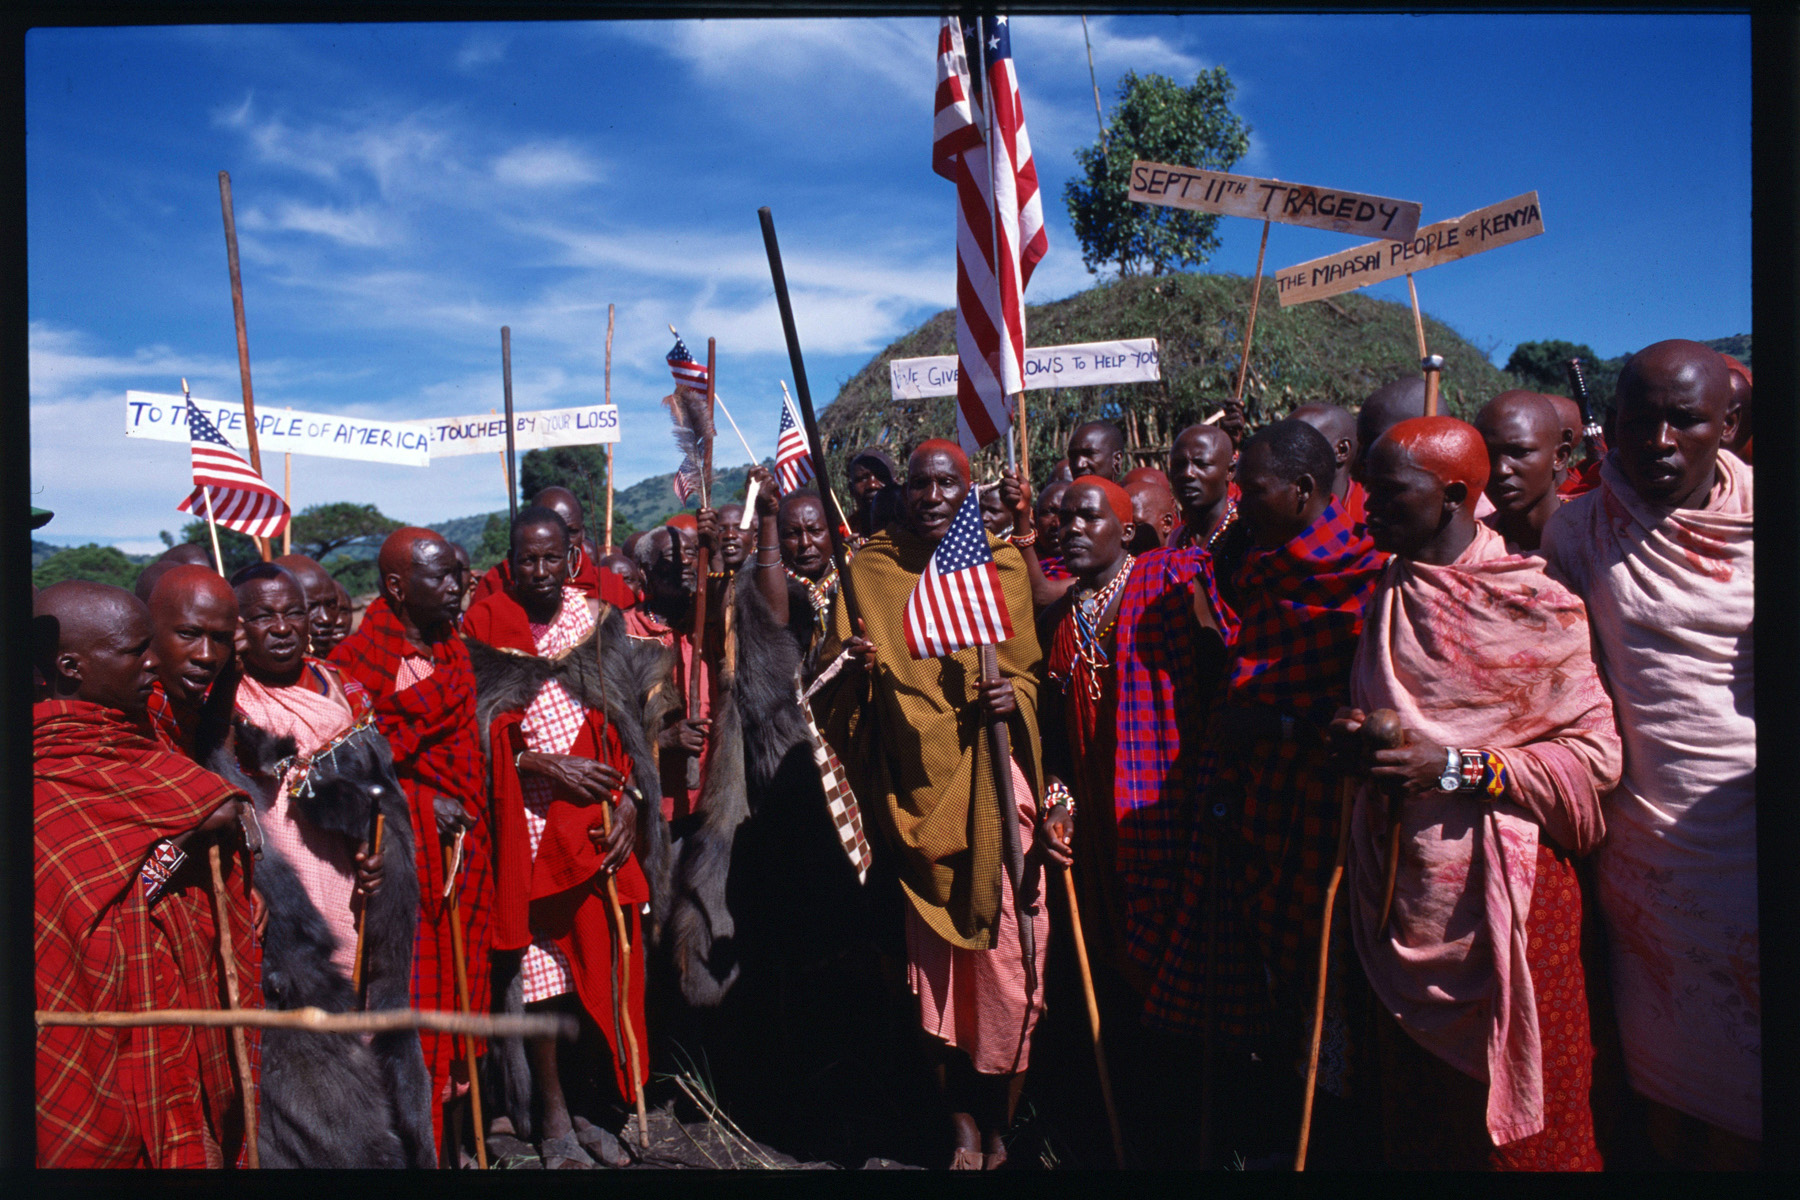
288 502 403 562
1504 339 1620 417
1064 67 1251 278
33 544 144 591
179 521 261 575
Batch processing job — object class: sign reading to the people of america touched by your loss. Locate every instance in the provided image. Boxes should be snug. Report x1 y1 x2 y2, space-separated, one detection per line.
409 404 622 458
126 391 431 466
1127 162 1422 242
890 339 1161 401
1274 192 1545 307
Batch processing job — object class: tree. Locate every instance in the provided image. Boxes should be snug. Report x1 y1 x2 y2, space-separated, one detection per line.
1505 339 1620 416
288 502 403 562
179 520 261 575
1064 67 1251 278
476 513 509 572
520 445 649 549
33 544 144 591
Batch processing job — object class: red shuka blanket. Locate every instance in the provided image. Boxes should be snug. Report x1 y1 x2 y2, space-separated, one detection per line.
35 700 258 1168
469 552 609 608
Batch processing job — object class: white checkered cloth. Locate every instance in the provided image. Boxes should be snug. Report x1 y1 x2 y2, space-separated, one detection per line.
797 670 871 885
518 589 595 1003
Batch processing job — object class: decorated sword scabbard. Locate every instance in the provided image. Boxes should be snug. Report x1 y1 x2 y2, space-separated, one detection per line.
1566 357 1609 455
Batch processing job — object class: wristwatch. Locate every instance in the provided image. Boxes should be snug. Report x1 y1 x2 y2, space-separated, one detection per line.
1436 746 1463 793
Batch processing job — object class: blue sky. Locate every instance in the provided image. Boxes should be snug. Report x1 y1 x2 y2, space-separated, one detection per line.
26 14 1749 553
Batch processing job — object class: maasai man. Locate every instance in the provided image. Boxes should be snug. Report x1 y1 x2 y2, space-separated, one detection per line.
1168 423 1241 558
145 565 239 758
470 487 604 605
747 466 838 666
1353 377 1427 481
464 507 655 1169
847 447 899 543
229 562 431 1168
977 483 1015 539
716 500 757 575
626 522 712 824
275 554 347 657
1339 416 1617 1169
1068 419 1127 482
330 527 490 1164
1473 391 1571 553
331 579 356 642
1541 340 1758 1168
1031 480 1072 580
1720 353 1752 463
599 552 644 599
35 582 257 1168
1004 474 1076 612
1145 420 1386 1142
1541 393 1595 496
1122 468 1180 554
1291 402 1365 525
820 439 1053 1170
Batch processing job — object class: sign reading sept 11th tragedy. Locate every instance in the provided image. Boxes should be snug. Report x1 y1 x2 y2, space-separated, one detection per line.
1128 162 1423 242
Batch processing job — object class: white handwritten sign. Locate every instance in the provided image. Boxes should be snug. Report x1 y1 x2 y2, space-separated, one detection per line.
1128 162 1422 241
1274 192 1545 307
890 339 1160 400
125 392 430 466
414 404 621 458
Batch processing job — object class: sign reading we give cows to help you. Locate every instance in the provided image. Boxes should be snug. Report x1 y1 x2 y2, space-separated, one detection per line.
1128 162 1422 242
1275 192 1545 306
413 404 621 458
890 339 1160 400
126 391 431 466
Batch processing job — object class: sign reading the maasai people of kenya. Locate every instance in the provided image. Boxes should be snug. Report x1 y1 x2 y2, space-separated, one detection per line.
414 404 622 458
126 391 431 466
1274 191 1545 307
889 339 1161 400
1127 162 1422 242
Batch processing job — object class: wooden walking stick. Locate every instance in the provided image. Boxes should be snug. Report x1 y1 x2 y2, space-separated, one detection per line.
501 327 518 526
1229 218 1273 413
207 839 259 1168
443 836 488 1169
1377 719 1414 933
1422 353 1444 419
604 304 616 555
1060 867 1125 1167
977 644 1036 1004
1297 708 1404 1171
350 809 386 1005
217 170 271 564
598 798 649 1148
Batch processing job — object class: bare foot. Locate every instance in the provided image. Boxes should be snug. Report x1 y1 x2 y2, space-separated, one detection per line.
949 1111 982 1170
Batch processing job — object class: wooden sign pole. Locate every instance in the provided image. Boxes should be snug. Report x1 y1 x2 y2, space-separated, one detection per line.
604 304 616 555
1422 354 1444 418
1227 218 1273 419
1406 273 1428 365
490 409 510 498
218 170 271 562
501 327 518 525
282 407 293 556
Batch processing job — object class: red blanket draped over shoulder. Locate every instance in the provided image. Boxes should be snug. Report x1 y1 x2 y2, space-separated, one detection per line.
35 700 258 1169
464 593 650 1097
330 596 491 1144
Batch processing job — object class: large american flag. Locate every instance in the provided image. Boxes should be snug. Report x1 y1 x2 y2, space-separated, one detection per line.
933 14 1047 454
903 486 1014 658
175 402 290 539
773 387 815 494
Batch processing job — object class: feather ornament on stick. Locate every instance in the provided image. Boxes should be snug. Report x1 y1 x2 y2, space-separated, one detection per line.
665 328 718 506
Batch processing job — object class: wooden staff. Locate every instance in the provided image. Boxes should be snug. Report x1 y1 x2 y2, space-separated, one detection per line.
217 170 271 563
1016 393 1031 497
1060 868 1125 1167
1423 354 1444 419
977 644 1035 1003
599 799 649 1147
1378 719 1414 933
758 207 860 628
1228 219 1273 415
207 841 259 1168
38 1007 574 1039
501 327 518 526
282 408 293 556
443 839 487 1170
686 339 717 722
1297 709 1404 1171
350 810 386 1004
1406 273 1428 362
604 304 616 555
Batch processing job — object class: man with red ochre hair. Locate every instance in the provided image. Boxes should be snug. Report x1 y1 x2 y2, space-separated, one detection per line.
1336 416 1617 1169
331 527 491 1166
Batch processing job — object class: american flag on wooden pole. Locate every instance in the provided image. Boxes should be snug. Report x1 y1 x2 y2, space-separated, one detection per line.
773 384 815 494
934 14 1046 456
903 487 1014 658
175 398 290 539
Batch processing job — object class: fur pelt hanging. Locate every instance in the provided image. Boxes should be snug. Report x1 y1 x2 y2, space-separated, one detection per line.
233 718 436 1169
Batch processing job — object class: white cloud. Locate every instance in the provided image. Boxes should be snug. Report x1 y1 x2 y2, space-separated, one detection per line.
492 143 603 188
240 200 394 247
616 17 935 98
456 31 509 72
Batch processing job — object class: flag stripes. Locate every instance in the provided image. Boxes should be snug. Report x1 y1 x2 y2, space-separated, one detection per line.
773 391 815 494
902 487 1014 658
174 402 289 538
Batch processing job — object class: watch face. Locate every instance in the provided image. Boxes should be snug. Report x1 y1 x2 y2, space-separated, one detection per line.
1438 771 1463 793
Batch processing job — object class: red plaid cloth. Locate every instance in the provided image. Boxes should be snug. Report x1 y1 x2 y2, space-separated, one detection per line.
1144 502 1383 1039
35 700 258 1168
330 598 491 1149
1037 554 1071 581
145 679 191 756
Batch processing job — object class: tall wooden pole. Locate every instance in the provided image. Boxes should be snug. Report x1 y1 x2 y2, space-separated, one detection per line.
218 170 271 562
207 843 258 1168
1423 354 1444 418
604 304 616 555
501 327 518 524
1229 218 1272 412
1407 273 1428 362
1061 870 1126 1167
978 643 1036 1008
444 842 487 1170
282 408 292 556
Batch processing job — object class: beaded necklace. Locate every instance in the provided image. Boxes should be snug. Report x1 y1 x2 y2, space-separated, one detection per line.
1069 553 1134 700
786 563 839 639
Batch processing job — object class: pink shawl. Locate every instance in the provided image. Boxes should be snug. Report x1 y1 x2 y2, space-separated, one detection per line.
1540 449 1758 1139
1348 521 1620 1145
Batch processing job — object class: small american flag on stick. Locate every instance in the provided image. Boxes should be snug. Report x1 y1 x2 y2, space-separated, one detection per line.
176 401 289 538
903 487 1014 658
667 332 709 393
773 384 815 495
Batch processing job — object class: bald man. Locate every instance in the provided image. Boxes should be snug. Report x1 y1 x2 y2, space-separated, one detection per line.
330 528 491 1164
1123 468 1180 554
1539 392 1598 496
469 486 605 606
1720 354 1752 463
1339 416 1616 1169
1473 392 1570 553
1353 376 1427 482
1167 424 1240 552
275 554 346 657
1068 420 1127 482
1291 402 1364 523
1541 340 1757 1167
35 582 257 1167
144 565 240 759
159 542 216 569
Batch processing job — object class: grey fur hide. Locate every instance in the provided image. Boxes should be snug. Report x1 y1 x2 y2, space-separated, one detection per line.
463 604 673 1139
234 718 435 1169
666 574 812 1007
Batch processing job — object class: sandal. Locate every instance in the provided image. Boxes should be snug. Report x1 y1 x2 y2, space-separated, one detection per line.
540 1131 597 1170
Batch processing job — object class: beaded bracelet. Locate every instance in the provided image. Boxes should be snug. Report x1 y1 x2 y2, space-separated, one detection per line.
1043 780 1074 820
1009 527 1039 548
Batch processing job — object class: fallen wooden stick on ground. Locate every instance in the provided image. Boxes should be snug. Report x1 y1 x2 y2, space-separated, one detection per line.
37 1007 576 1039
